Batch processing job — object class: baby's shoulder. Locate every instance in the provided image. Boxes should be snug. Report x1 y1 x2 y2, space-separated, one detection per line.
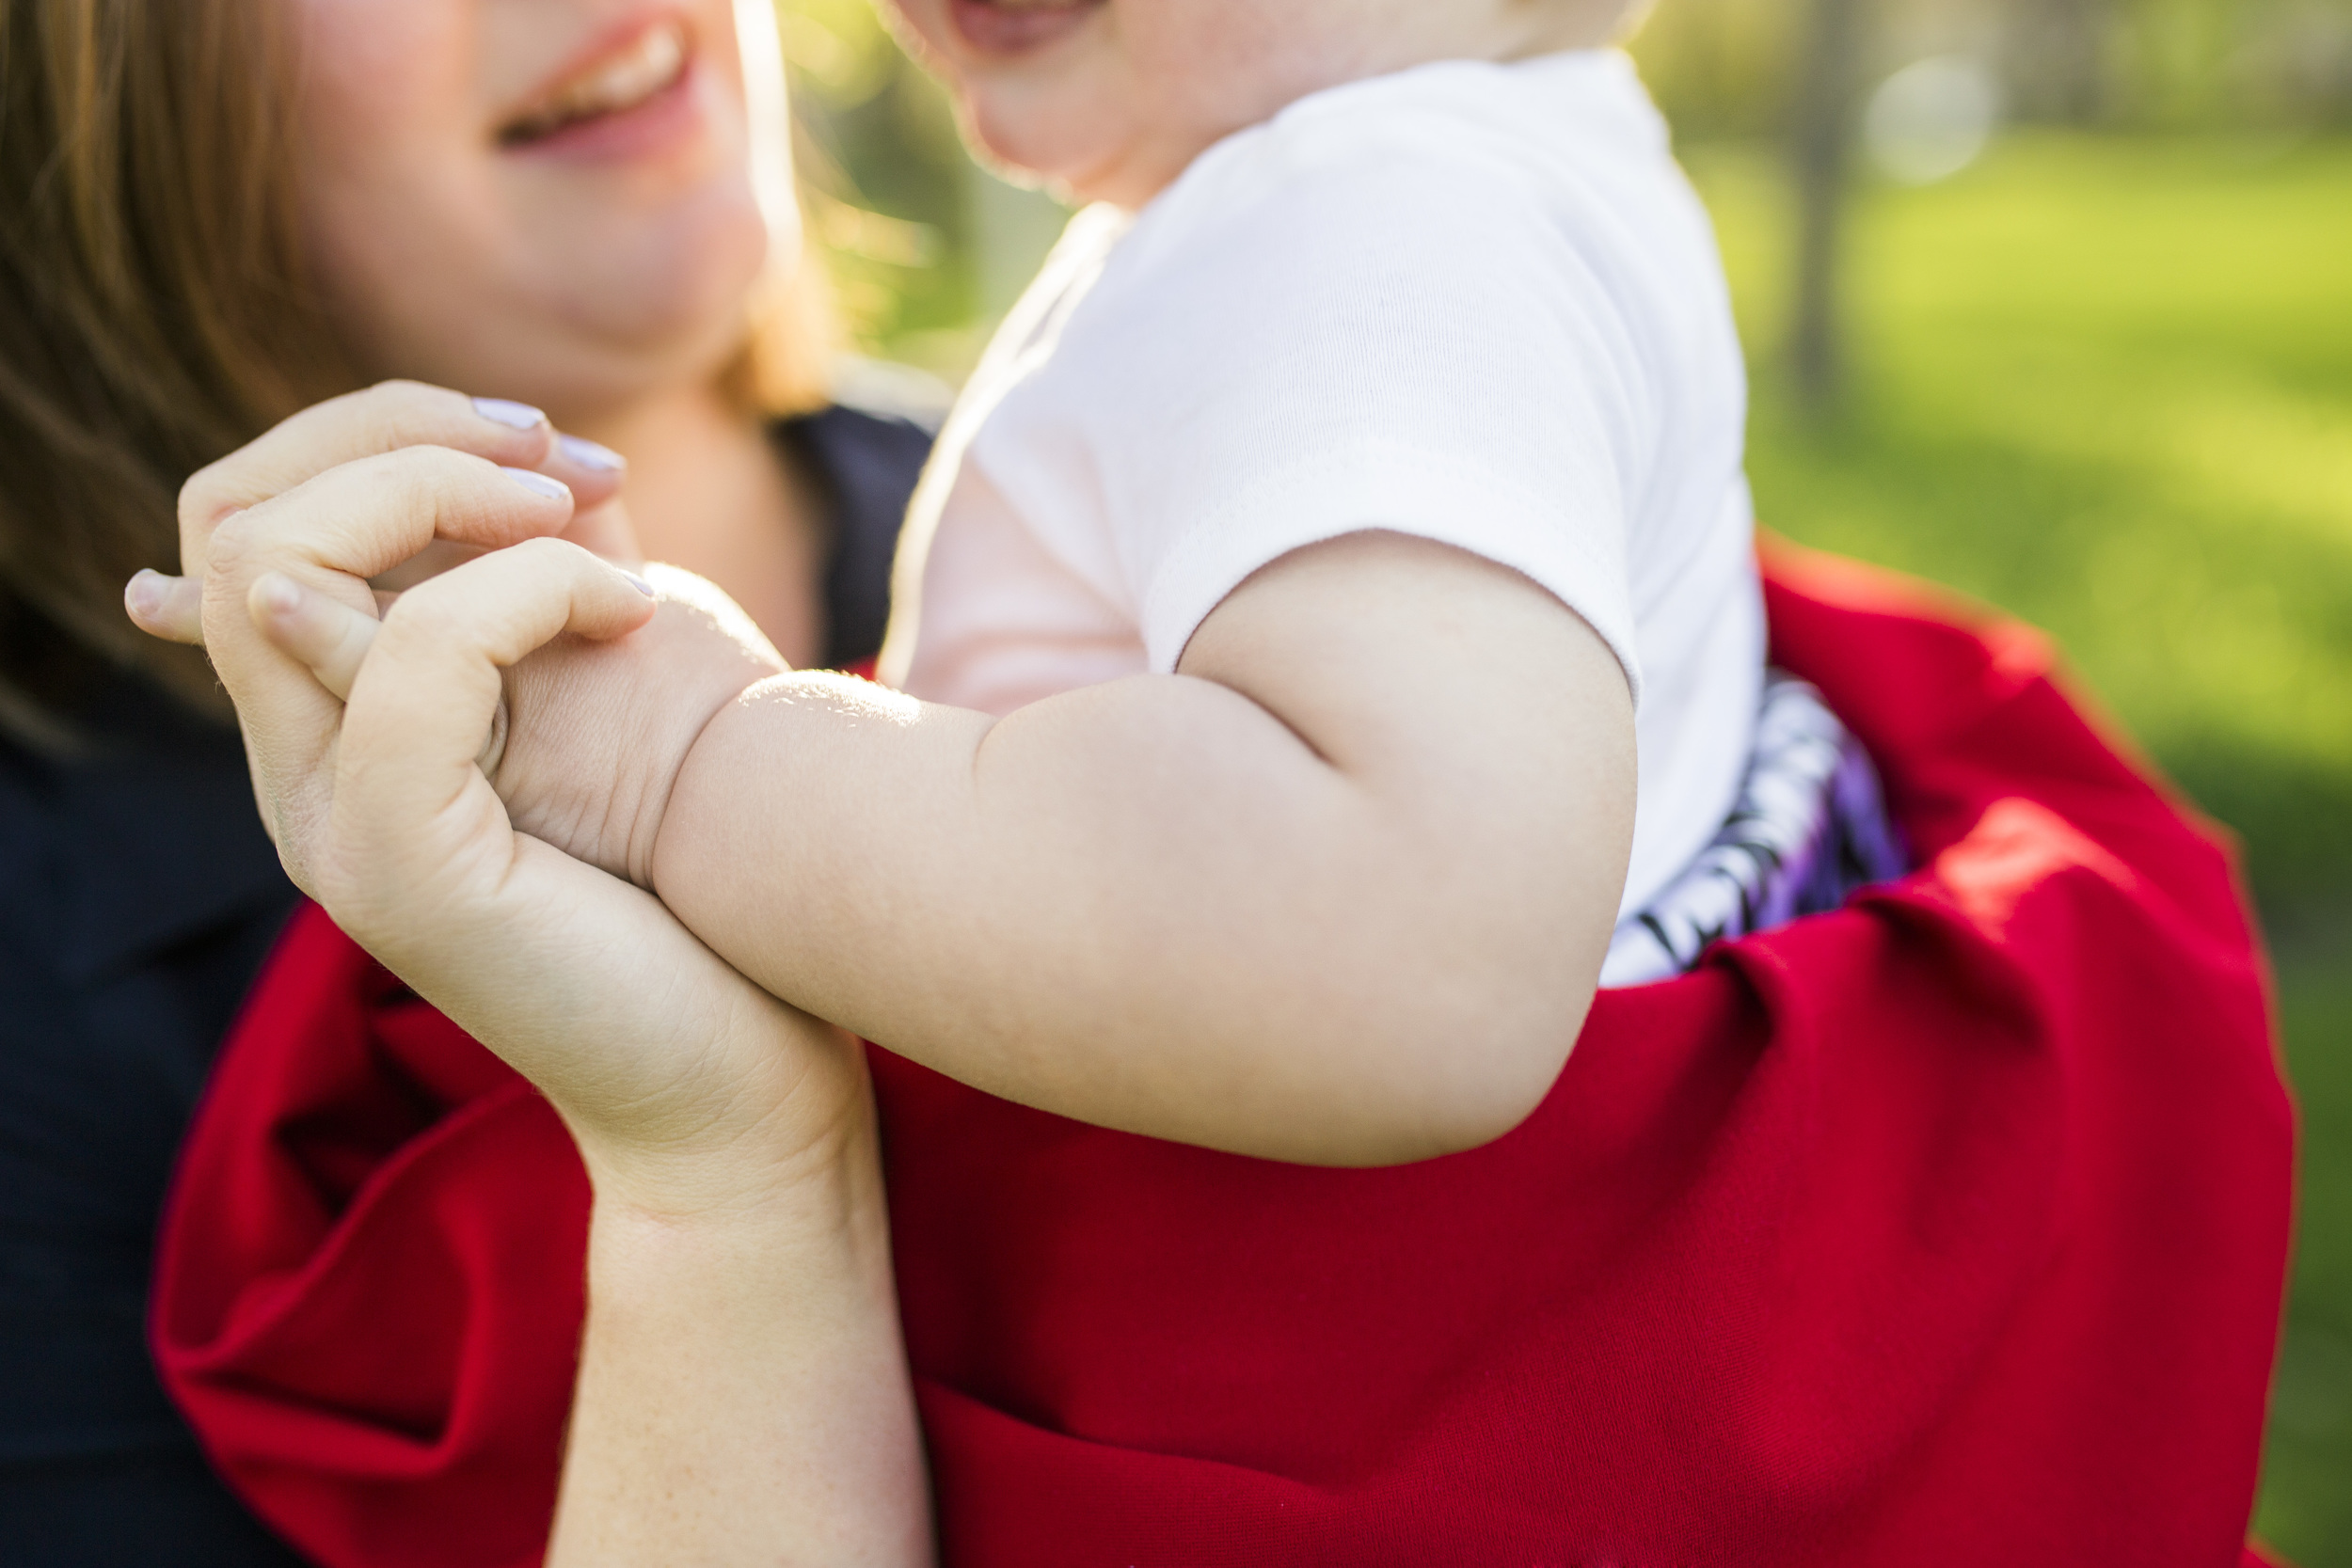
1260 54 1665 194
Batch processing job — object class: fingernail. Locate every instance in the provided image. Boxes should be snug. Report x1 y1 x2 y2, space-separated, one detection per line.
501 467 572 502
255 573 303 617
473 396 548 431
124 569 165 618
557 433 627 472
621 570 656 597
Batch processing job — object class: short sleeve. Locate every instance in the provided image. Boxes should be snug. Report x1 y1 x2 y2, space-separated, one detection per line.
968 113 1657 701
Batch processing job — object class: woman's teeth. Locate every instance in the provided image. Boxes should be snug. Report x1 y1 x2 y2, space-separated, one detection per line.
502 23 688 146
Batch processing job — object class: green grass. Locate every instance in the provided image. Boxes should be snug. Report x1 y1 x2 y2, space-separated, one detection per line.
1684 135 2352 1568
2265 940 2352 1562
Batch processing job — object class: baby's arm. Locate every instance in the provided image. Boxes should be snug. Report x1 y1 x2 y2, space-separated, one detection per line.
656 529 1634 1166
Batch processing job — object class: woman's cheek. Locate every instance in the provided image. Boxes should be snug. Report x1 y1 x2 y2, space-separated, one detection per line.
290 0 489 331
292 0 473 164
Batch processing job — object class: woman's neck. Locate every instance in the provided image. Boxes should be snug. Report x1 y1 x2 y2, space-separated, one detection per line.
576 383 828 669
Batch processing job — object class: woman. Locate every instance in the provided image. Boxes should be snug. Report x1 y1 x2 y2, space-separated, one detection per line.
0 0 930 1557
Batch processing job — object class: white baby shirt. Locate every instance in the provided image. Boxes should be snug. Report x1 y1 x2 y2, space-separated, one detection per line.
882 50 1765 971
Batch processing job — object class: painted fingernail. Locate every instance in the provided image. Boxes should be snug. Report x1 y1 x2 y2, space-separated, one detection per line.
473 396 548 431
557 433 627 472
501 467 572 502
621 570 656 597
124 569 166 618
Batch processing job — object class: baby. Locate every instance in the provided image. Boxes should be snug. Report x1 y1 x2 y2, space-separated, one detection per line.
190 0 1782 1166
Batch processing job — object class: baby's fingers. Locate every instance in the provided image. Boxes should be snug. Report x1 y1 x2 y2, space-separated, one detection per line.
249 573 380 701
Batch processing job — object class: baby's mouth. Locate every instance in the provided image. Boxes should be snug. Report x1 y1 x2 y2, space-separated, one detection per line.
499 21 691 148
948 0 1106 55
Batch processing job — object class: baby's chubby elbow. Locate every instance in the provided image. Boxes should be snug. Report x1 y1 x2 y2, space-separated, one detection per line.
1335 971 1599 1165
1427 995 1595 1156
1292 816 1624 1166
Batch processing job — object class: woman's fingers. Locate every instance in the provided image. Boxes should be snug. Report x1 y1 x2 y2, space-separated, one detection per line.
248 573 381 702
176 379 626 581
546 432 629 503
124 568 204 645
134 443 636 648
189 447 581 872
335 538 655 820
142 379 629 656
203 448 579 609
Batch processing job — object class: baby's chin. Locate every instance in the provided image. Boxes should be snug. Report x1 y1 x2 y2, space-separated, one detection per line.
959 81 1197 210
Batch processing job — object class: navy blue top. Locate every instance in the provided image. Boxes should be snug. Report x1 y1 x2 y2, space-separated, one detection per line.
0 404 929 1564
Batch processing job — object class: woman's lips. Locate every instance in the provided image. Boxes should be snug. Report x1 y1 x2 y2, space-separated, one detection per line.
946 0 1106 56
499 19 693 151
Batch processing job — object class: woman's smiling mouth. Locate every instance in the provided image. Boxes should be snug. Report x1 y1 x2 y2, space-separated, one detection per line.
947 0 1107 56
499 19 692 150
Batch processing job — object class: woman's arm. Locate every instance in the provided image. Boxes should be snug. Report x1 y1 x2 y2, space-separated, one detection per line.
155 384 934 1563
557 1093 930 1568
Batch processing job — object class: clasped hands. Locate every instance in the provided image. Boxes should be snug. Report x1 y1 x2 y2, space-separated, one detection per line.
130 380 866 1218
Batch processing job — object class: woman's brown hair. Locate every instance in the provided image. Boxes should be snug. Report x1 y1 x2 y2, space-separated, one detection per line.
0 0 832 749
0 0 335 743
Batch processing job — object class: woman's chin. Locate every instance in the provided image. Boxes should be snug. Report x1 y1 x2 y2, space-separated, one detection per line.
469 211 771 414
572 188 771 341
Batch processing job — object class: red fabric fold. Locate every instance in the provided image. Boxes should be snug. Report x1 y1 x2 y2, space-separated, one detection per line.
153 546 2296 1566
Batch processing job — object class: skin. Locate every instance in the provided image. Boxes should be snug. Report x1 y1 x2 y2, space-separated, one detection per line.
130 1 933 1557
882 0 1627 207
144 0 1645 1547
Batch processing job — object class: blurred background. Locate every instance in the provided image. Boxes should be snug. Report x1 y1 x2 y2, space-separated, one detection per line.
774 0 2352 1556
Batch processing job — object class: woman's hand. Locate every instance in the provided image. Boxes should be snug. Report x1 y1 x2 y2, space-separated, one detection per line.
142 381 933 1563
137 379 788 894
126 381 640 647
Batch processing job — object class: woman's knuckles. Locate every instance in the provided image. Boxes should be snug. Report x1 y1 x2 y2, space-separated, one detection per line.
294 380 556 478
178 383 566 581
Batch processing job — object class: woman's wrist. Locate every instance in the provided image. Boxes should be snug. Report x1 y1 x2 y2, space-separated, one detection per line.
580 1135 898 1331
570 1044 887 1240
556 1083 933 1568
